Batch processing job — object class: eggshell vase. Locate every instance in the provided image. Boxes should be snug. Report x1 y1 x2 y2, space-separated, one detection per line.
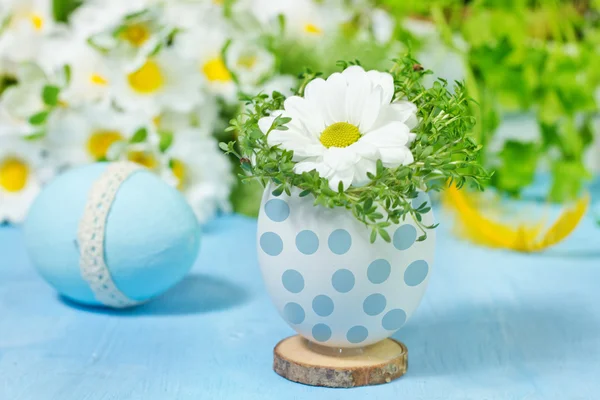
258 185 435 349
24 162 201 308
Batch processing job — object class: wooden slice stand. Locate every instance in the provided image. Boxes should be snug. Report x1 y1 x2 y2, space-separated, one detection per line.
273 335 408 388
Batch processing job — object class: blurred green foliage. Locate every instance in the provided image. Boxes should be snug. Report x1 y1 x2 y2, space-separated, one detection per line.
380 0 600 202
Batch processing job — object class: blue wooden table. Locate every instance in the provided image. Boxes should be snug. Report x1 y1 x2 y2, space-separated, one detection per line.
1 208 599 400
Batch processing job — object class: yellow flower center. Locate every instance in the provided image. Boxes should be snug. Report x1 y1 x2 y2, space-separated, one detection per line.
0 158 29 193
237 55 257 70
90 73 108 86
319 122 361 148
127 60 164 94
30 14 43 31
128 151 157 170
120 23 150 47
202 57 232 82
213 0 224 4
87 131 123 160
171 159 186 190
304 23 323 35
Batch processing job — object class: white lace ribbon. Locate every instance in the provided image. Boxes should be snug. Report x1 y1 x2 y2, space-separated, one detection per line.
77 162 145 308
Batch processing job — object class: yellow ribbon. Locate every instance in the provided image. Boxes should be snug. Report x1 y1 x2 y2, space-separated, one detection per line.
443 185 590 252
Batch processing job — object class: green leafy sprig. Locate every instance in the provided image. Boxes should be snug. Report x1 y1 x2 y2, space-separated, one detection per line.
222 54 489 243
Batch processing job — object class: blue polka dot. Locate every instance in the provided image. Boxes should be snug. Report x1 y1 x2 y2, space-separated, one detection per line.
264 199 290 222
283 302 305 324
382 309 407 331
411 191 429 210
296 230 319 255
312 295 334 317
331 269 355 293
404 260 429 286
346 326 368 344
393 225 417 251
328 229 352 255
260 232 283 256
363 293 387 316
282 269 304 293
312 324 332 342
367 259 391 284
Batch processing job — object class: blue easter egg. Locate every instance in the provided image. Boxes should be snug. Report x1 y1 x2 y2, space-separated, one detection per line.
24 162 200 308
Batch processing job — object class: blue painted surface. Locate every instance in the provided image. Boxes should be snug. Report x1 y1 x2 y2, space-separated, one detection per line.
1 210 599 399
22 163 200 306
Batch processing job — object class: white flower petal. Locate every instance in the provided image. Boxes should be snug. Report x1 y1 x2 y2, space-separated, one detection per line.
284 96 325 137
367 70 394 104
268 129 323 159
323 146 360 171
353 158 377 186
324 72 348 124
362 121 410 148
326 167 354 191
359 86 384 132
344 66 372 126
379 147 414 167
347 140 379 160
294 159 331 177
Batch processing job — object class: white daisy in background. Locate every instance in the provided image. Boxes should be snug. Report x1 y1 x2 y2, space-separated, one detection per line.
370 9 395 45
175 22 236 100
59 42 111 106
259 65 418 190
46 104 151 168
0 64 47 137
260 75 297 97
109 47 202 116
240 0 349 40
226 40 275 92
0 0 61 67
154 96 220 138
0 135 52 223
161 128 233 223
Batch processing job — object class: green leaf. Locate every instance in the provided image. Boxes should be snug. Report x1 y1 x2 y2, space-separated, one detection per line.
130 127 148 143
24 131 45 141
158 131 173 152
28 111 49 126
42 85 60 106
378 228 391 243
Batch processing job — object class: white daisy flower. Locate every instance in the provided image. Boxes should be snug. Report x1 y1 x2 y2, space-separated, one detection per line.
46 105 151 168
0 0 61 67
260 75 297 97
259 65 418 191
175 22 236 100
239 0 349 39
0 135 51 223
71 0 167 70
154 96 220 138
161 128 233 223
0 64 47 137
109 48 203 116
226 40 274 91
60 42 111 106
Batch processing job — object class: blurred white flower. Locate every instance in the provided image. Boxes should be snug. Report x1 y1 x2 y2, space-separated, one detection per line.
176 22 236 100
226 40 274 91
0 135 51 223
241 0 349 39
161 128 233 223
60 42 111 106
0 64 47 137
155 96 220 137
46 105 150 167
109 48 203 115
371 9 395 44
0 0 61 68
260 75 297 97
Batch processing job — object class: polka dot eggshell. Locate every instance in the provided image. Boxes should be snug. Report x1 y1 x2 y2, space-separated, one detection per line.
257 187 435 348
24 163 200 307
